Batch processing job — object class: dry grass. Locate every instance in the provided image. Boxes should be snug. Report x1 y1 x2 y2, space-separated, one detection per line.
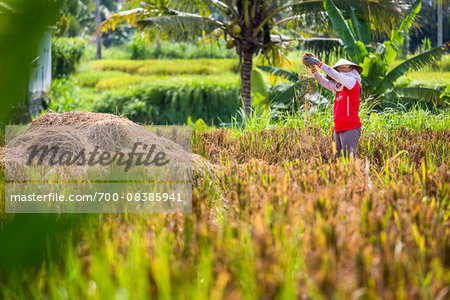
195 126 450 167
30 111 136 126
4 111 216 179
1 112 449 299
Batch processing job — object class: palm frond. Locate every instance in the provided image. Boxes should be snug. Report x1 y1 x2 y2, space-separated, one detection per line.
290 0 405 37
395 86 446 104
279 1 328 34
268 78 317 104
253 0 324 37
169 0 223 17
323 0 360 61
100 8 148 33
138 14 222 42
347 6 370 45
396 0 421 33
390 0 421 48
296 37 345 63
376 45 446 94
256 65 299 83
352 0 404 37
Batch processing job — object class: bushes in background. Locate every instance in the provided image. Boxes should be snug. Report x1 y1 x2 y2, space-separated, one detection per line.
93 76 241 125
52 37 85 77
81 40 238 60
127 38 238 60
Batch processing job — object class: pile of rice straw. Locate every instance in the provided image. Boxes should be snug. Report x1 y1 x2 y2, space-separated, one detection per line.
1 111 216 178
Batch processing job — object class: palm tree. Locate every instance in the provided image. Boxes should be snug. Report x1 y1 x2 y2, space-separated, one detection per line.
95 0 102 59
434 0 446 46
101 0 408 118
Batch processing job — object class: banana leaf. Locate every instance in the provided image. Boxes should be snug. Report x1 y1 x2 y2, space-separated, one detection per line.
323 0 368 63
376 45 446 94
256 65 299 83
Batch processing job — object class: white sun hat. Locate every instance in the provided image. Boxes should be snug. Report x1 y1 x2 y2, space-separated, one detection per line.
326 58 363 80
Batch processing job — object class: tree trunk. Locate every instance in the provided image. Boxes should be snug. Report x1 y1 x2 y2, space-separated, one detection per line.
95 0 102 59
437 0 443 46
156 39 161 56
241 50 253 117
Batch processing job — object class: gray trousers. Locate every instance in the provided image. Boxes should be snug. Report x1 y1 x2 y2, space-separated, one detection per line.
335 127 362 158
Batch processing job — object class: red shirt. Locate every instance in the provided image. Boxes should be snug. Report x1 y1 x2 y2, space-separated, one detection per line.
333 80 362 132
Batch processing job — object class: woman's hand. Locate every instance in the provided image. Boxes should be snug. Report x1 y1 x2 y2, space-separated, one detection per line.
302 52 320 68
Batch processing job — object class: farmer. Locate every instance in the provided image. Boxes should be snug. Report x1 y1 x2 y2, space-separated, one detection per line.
302 53 363 159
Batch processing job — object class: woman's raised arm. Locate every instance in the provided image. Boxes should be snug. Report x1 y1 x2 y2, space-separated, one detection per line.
310 67 343 92
316 62 357 90
303 54 357 90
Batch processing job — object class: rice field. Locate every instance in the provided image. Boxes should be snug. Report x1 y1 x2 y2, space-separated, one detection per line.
0 108 449 299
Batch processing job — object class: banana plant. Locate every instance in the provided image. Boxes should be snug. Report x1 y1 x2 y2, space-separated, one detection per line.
324 0 448 105
100 0 410 118
256 65 319 110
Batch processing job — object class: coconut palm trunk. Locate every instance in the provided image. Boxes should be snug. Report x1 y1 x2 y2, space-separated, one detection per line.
95 0 102 59
437 0 443 46
241 50 253 117
102 0 408 119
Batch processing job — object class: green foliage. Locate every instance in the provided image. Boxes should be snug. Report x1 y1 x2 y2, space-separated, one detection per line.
0 0 60 124
88 58 239 75
257 65 319 110
122 33 239 60
81 43 130 60
46 58 245 124
73 70 128 87
296 38 346 65
52 37 86 77
46 77 82 112
129 34 149 60
250 70 269 108
324 0 448 106
375 46 446 95
92 76 241 125
395 70 450 88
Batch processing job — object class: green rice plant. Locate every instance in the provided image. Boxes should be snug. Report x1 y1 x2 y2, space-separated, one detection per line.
73 70 130 88
395 71 450 89
88 59 239 76
95 74 145 90
92 74 241 125
392 54 450 72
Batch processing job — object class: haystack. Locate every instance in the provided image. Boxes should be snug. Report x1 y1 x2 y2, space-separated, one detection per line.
4 111 216 179
30 111 136 126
